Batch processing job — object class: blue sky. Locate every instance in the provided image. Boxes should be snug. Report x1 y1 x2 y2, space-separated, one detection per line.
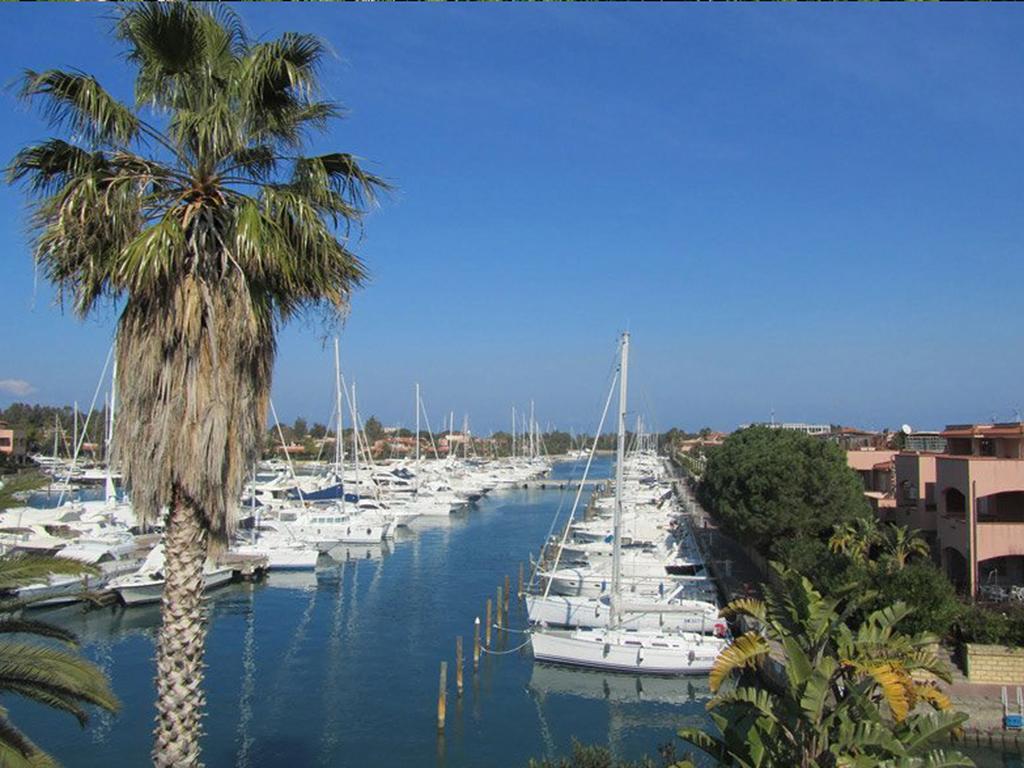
1 6 1022 435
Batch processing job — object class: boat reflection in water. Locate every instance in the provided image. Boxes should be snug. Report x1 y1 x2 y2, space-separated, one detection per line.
33 602 163 644
264 570 319 592
528 664 713 762
528 663 711 707
324 540 392 564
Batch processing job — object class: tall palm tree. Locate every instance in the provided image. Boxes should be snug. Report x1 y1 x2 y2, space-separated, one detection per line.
0 555 119 767
677 564 971 768
9 6 387 765
882 524 931 572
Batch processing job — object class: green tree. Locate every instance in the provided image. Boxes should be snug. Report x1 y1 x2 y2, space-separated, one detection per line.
363 416 384 444
292 417 308 441
0 555 120 766
867 563 961 638
677 565 971 768
9 6 386 764
309 422 327 440
698 426 869 562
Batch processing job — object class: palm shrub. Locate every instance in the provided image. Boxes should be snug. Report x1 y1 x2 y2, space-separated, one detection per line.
9 5 386 765
676 564 973 768
0 554 119 767
880 524 932 573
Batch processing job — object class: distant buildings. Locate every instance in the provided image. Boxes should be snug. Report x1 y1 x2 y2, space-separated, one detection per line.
849 422 1024 597
741 422 831 437
846 449 897 516
0 421 27 462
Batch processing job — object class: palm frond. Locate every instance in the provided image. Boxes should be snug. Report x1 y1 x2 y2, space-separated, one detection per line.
0 555 98 593
720 597 765 624
19 70 138 147
709 631 769 693
0 618 77 645
0 713 55 768
0 643 119 722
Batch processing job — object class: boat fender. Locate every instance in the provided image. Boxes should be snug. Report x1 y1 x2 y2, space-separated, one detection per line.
603 643 611 657
688 649 696 664
714 622 727 638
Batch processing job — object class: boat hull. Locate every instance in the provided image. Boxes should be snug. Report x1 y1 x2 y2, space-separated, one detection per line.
526 594 723 633
114 568 234 606
530 629 723 675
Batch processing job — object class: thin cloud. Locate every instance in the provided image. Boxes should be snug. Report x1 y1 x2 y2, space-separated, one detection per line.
0 379 36 397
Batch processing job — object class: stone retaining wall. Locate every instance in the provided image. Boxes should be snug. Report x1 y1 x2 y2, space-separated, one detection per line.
965 643 1024 684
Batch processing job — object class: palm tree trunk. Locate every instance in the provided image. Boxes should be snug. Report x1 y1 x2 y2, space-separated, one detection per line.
153 493 209 767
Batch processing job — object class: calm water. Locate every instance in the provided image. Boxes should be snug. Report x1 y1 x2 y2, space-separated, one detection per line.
12 457 1017 767
11 457 713 767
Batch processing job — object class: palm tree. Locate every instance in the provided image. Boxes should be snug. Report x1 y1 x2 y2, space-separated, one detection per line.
828 517 880 566
0 555 119 767
9 6 387 765
677 564 972 768
882 524 931 572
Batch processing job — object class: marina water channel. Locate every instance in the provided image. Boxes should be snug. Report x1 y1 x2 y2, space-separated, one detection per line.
10 457 714 767
10 456 1017 767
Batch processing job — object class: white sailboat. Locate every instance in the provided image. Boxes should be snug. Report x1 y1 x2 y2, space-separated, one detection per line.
531 333 728 675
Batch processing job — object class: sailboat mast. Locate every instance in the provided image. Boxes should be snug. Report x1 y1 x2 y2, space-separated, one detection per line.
609 332 629 630
105 353 118 504
530 400 535 458
351 382 360 490
334 338 345 508
511 406 516 460
415 382 421 472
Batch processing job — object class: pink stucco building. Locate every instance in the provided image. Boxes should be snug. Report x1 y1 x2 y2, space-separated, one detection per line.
887 423 1024 596
0 421 27 462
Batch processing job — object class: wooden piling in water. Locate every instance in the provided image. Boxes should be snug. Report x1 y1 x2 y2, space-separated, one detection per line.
473 617 481 670
496 585 504 629
518 562 524 598
456 636 464 696
504 575 511 611
437 661 447 731
485 599 492 647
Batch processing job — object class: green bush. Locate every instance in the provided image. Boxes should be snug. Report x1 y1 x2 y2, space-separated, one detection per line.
527 742 676 768
954 603 1024 646
867 563 961 638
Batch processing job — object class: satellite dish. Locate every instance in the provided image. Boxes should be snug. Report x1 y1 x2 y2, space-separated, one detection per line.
901 424 912 435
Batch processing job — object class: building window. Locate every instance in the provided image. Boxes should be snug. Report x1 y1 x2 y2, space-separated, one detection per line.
945 488 967 520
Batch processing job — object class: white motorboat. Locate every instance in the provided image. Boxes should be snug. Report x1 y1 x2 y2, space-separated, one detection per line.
273 505 390 548
109 545 234 606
